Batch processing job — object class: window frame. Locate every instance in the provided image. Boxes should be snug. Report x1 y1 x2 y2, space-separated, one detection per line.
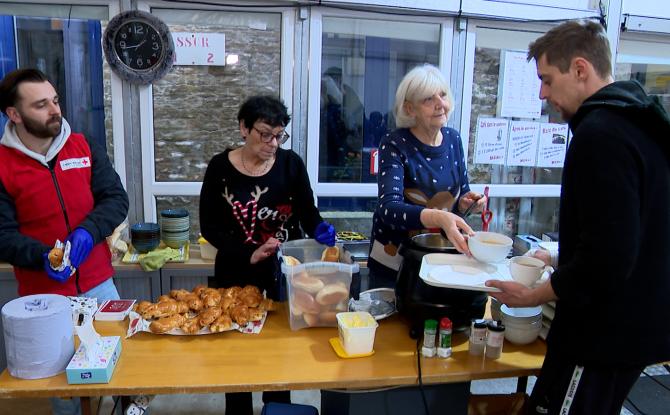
137 1 295 222
306 8 454 199
0 0 126 188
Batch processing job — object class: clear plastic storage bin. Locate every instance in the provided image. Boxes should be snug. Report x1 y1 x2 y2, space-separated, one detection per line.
280 239 360 330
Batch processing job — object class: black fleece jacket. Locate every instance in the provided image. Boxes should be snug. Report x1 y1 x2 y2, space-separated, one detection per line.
548 80 670 366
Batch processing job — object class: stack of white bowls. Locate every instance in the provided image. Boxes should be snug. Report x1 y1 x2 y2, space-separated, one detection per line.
160 208 190 248
500 304 542 345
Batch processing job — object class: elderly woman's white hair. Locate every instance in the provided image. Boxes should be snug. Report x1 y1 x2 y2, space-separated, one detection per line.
393 64 454 128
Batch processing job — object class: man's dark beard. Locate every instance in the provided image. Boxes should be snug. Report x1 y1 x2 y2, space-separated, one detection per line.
22 115 61 139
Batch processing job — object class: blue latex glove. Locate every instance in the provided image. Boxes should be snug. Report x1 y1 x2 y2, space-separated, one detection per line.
67 228 94 269
43 253 74 283
314 221 336 247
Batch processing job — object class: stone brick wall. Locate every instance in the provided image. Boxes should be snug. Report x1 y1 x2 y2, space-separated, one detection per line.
152 23 281 182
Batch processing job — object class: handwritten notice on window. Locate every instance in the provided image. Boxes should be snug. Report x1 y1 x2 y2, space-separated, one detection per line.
506 121 539 167
499 50 542 119
474 117 509 165
172 32 225 66
537 123 568 168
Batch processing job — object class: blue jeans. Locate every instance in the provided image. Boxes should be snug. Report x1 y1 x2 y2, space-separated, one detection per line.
50 278 119 415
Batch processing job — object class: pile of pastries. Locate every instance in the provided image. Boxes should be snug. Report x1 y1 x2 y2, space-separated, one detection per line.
135 284 275 334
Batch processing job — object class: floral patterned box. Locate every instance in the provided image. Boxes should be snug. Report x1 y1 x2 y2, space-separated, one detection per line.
65 336 121 384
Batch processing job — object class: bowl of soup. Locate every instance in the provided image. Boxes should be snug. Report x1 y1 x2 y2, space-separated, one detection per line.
468 232 513 263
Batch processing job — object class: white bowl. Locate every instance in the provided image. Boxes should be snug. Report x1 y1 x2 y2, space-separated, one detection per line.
503 320 542 345
500 305 542 323
468 232 513 263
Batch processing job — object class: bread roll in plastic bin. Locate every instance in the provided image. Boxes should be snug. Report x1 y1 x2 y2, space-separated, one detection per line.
280 239 360 330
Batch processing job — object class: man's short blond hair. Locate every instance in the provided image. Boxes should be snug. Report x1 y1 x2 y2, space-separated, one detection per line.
527 20 611 79
394 64 454 128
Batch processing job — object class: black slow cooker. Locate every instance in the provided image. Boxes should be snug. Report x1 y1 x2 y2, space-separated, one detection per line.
396 233 487 338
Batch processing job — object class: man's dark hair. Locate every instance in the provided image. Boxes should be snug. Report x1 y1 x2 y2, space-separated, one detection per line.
528 20 612 79
237 95 290 129
0 68 51 115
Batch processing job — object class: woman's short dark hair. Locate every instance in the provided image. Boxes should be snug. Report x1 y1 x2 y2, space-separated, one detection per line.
237 95 290 129
527 20 611 80
0 68 51 115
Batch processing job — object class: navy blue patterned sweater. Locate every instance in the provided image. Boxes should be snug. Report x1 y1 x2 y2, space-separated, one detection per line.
368 127 470 285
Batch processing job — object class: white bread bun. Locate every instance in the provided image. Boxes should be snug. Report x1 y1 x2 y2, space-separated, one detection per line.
292 272 324 294
320 246 340 262
292 290 320 314
303 313 320 327
315 283 349 306
283 255 301 266
290 301 304 317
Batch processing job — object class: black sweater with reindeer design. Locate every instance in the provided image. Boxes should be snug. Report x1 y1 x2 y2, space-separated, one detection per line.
368 127 470 286
200 148 323 298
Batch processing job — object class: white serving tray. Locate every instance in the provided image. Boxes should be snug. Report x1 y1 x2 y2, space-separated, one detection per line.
419 253 513 292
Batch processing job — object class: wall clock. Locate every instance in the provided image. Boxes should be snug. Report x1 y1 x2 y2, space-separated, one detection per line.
103 10 175 84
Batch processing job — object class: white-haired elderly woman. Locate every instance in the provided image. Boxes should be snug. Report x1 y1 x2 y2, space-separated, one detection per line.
367 64 487 289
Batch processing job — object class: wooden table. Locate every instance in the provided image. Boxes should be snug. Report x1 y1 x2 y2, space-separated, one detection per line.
0 303 546 414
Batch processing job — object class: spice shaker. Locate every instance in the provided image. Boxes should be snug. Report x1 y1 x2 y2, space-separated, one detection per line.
469 319 487 356
437 317 452 358
421 319 438 358
485 320 505 359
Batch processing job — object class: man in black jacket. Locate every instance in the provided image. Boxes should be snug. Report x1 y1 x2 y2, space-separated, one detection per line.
487 20 670 414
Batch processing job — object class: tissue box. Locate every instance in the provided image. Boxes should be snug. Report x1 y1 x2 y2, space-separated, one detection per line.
66 336 121 384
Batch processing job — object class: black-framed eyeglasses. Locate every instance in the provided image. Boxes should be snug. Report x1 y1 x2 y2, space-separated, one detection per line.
253 126 290 144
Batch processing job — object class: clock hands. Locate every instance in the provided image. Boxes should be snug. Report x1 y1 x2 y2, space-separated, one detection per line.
120 39 147 50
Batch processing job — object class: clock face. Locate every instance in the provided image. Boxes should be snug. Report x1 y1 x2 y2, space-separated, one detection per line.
113 20 164 71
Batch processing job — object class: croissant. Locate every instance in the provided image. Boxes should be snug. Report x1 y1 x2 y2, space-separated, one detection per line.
157 295 171 303
258 298 275 312
223 286 242 299
135 301 154 315
240 285 262 298
240 293 262 308
220 297 236 312
176 300 189 314
247 307 264 322
184 295 204 312
198 306 223 326
230 304 250 326
202 291 222 308
180 317 202 335
210 314 233 333
152 299 179 318
150 314 186 334
170 289 192 301
193 284 207 297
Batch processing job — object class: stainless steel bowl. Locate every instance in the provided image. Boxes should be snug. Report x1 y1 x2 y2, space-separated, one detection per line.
410 233 455 252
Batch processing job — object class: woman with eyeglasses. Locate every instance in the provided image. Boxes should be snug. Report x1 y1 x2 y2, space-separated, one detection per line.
199 95 334 414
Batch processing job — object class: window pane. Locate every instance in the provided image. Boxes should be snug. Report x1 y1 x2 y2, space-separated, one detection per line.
317 196 376 239
152 9 282 182
319 17 440 184
468 26 564 186
467 196 559 237
6 15 109 157
616 38 670 114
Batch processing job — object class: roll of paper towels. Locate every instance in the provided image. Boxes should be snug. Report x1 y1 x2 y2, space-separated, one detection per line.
2 294 74 379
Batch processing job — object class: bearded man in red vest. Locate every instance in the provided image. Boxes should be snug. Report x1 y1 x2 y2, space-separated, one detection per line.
0 68 128 301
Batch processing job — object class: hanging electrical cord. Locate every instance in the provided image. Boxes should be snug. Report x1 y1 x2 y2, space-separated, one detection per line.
416 337 431 415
